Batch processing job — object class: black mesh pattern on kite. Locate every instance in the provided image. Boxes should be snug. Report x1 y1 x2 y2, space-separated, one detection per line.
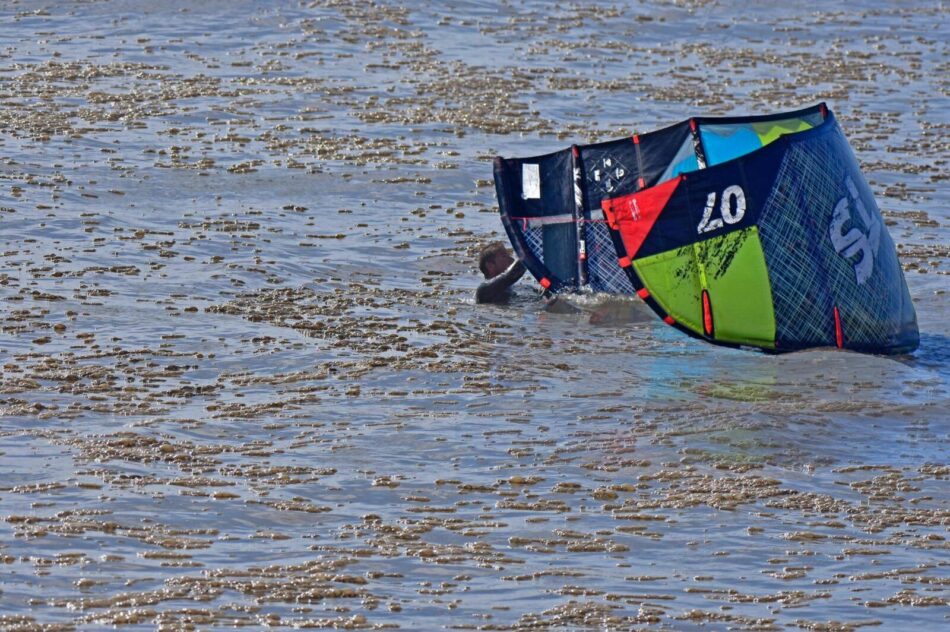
757 138 836 346
585 221 634 294
757 127 916 351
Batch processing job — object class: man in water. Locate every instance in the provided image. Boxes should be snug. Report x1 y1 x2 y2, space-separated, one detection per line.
475 242 526 304
475 241 649 322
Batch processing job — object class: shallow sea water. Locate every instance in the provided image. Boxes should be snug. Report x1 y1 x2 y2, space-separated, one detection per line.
0 1 947 630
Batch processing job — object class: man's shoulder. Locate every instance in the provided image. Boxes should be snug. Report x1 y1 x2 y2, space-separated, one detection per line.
475 259 527 304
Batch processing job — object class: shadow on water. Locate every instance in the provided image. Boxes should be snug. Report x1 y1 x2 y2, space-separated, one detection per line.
896 332 950 377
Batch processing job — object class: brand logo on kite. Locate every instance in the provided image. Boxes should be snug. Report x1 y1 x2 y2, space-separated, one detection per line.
589 156 628 194
628 197 641 221
573 167 583 207
697 185 746 234
829 175 881 285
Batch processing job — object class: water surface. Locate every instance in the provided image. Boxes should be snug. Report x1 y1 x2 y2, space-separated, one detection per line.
0 1 947 629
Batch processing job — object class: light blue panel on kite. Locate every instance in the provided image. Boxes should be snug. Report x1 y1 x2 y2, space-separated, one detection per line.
669 154 698 178
658 136 699 183
700 124 763 166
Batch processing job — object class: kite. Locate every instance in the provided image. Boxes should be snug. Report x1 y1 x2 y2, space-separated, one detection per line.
493 103 919 353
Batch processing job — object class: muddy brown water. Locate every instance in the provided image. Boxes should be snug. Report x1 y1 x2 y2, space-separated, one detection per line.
0 1 947 630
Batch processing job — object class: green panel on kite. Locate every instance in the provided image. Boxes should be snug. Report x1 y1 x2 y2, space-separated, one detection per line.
695 227 776 347
633 246 703 335
752 117 814 147
634 228 776 348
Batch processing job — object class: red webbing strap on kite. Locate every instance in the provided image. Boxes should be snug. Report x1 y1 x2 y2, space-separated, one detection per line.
632 134 646 190
834 306 844 349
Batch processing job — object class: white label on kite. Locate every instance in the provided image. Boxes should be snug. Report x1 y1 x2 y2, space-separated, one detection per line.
522 163 541 199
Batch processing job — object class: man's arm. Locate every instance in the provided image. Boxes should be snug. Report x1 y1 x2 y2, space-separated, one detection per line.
475 260 526 304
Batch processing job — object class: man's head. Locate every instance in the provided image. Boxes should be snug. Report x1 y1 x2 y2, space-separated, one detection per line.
478 242 514 279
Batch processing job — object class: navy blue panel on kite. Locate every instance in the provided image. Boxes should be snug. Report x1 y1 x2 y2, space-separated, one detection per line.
492 102 919 354
755 119 918 352
494 148 577 291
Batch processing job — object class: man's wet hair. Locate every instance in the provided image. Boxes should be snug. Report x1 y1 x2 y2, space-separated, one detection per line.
478 242 509 277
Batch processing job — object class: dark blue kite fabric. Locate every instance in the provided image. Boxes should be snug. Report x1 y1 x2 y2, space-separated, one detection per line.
495 148 578 289
756 122 919 352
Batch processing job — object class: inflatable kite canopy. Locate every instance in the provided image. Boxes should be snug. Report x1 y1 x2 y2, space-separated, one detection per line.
493 103 919 354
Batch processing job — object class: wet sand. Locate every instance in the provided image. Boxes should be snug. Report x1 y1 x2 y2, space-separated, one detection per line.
0 1 947 630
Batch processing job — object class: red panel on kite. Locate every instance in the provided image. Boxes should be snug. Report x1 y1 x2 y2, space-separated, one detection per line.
601 175 682 259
